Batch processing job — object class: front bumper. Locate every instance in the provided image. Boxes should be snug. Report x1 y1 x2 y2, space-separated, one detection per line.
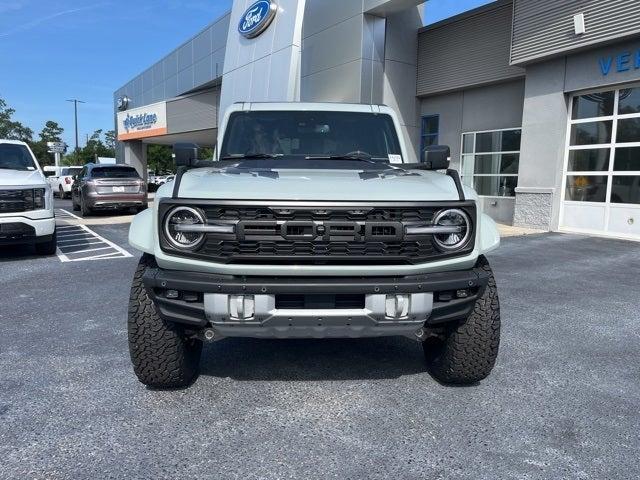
0 216 55 245
142 265 489 339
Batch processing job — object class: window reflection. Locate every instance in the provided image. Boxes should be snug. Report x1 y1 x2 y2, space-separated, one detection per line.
610 176 640 205
572 91 615 119
565 176 608 202
570 121 613 145
568 149 610 172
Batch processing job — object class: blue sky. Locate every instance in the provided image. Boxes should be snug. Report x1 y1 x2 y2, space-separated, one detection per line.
0 0 492 149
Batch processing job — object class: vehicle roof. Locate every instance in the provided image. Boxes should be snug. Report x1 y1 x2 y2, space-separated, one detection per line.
85 163 135 169
0 139 29 146
229 102 393 114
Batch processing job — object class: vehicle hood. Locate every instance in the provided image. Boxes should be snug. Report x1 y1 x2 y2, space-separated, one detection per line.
0 169 46 187
172 166 473 202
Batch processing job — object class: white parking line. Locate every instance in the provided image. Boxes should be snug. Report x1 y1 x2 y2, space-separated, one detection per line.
56 208 81 220
56 223 132 263
65 246 114 255
57 240 103 248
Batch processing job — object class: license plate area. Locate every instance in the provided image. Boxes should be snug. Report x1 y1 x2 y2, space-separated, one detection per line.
275 294 365 309
112 186 125 193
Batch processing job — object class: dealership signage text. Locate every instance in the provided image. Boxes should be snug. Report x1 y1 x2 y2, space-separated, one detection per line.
599 49 640 76
123 112 157 132
117 102 168 141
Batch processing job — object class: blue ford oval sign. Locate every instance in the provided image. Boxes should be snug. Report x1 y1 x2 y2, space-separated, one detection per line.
238 0 277 39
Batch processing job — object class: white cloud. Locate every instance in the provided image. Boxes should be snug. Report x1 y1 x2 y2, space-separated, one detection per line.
0 2 111 37
0 0 28 14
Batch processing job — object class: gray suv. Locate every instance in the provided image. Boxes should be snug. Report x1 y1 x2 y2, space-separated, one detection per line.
71 164 147 216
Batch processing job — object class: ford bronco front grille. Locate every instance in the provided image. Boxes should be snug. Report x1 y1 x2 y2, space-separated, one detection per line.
159 201 476 265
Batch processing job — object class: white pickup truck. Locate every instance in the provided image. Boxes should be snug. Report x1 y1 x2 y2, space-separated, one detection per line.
45 166 83 199
0 140 57 254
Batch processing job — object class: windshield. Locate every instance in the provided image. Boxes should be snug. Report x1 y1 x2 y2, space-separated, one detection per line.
92 167 140 178
61 167 82 176
0 143 36 171
220 111 402 161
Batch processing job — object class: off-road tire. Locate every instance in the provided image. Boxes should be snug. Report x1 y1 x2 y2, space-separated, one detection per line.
423 255 500 384
128 254 203 388
35 231 57 255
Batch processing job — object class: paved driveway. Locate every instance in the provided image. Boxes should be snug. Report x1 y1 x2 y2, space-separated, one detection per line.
1 223 639 479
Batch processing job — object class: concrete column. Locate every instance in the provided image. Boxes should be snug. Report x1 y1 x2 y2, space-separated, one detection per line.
123 141 148 184
514 58 569 231
219 0 307 116
382 6 424 163
300 0 424 162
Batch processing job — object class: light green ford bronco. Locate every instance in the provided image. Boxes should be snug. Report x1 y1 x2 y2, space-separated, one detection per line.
127 102 501 388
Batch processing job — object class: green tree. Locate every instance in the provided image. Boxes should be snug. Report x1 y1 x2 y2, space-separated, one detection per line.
40 121 64 143
147 144 174 174
30 121 65 167
104 130 116 151
0 97 33 141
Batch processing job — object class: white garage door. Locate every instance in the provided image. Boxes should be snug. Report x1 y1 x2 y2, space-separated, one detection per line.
560 86 640 240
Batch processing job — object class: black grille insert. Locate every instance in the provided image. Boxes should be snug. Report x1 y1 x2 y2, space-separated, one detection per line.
275 294 365 309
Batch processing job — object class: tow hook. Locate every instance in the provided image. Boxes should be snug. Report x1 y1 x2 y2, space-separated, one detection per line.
203 328 216 342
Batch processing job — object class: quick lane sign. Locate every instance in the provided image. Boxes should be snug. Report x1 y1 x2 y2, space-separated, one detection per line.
599 49 640 76
117 102 168 141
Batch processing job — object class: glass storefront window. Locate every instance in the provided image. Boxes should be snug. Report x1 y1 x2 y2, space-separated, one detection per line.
614 147 640 171
616 117 640 143
565 176 608 202
461 129 520 197
618 88 640 115
570 121 613 146
473 154 519 175
611 176 640 204
572 91 615 119
567 149 610 172
564 87 640 236
420 115 439 152
462 134 474 154
473 176 518 197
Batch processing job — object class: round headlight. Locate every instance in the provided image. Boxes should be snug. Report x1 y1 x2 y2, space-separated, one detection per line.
164 206 206 250
433 208 471 251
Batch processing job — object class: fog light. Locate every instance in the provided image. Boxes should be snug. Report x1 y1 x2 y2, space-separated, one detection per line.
385 294 410 319
229 295 255 321
456 289 470 298
166 290 179 299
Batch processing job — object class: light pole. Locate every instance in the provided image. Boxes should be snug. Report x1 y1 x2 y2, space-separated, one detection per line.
66 99 85 153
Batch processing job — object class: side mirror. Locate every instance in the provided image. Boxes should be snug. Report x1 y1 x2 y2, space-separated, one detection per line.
421 145 451 170
173 143 199 168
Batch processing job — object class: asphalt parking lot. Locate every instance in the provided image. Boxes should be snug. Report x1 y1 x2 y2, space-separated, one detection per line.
1 199 639 479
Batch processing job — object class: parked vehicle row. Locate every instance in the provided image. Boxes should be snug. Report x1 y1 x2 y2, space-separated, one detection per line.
44 166 83 198
147 174 175 192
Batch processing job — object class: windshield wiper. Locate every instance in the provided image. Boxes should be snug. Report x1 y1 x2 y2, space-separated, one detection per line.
220 153 284 160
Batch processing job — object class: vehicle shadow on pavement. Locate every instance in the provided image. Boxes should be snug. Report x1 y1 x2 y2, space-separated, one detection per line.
0 245 50 261
199 337 429 381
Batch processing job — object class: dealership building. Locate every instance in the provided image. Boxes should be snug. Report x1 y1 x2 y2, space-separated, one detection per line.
115 0 640 240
